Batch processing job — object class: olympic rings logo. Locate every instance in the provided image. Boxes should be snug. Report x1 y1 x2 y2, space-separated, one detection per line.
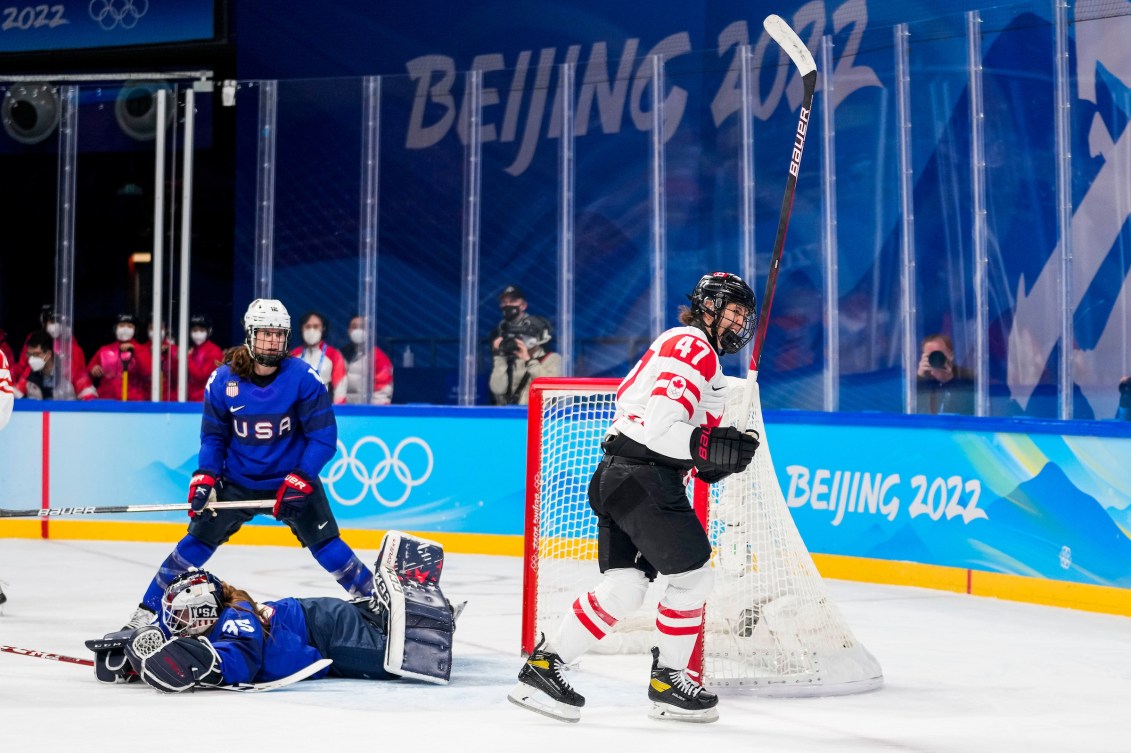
89 0 148 30
323 436 434 508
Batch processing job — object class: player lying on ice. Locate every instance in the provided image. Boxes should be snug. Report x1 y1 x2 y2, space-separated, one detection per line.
89 531 458 692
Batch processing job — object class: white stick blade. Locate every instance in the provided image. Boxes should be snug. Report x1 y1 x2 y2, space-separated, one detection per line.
763 15 817 76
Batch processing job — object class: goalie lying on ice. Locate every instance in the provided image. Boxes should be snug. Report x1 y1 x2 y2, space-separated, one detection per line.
89 531 459 691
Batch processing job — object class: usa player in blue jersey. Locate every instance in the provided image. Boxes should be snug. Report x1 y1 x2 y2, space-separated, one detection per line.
122 299 373 630
93 531 456 690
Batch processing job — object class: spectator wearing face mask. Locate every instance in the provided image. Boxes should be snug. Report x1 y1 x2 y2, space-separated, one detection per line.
13 304 87 386
88 313 153 401
186 314 224 402
13 329 96 400
290 311 347 404
342 315 394 405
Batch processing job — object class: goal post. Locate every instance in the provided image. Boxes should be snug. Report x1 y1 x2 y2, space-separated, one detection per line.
522 376 883 697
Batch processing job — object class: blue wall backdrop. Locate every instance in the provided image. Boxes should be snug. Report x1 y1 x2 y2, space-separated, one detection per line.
221 0 1131 416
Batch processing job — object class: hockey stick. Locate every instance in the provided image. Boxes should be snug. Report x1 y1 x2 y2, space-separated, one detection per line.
7 642 330 692
1 644 94 667
0 499 275 519
216 658 333 692
740 14 818 419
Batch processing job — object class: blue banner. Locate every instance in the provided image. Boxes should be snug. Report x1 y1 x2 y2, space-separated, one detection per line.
4 403 1129 589
0 1 214 53
768 416 1131 588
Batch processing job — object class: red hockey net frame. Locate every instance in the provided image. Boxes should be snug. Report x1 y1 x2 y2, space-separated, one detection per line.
520 377 711 670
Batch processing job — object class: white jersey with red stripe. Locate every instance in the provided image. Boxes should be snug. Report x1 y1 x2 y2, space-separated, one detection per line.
0 349 13 430
609 325 729 461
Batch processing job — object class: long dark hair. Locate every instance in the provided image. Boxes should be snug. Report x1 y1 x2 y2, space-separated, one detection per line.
221 582 272 634
224 345 255 379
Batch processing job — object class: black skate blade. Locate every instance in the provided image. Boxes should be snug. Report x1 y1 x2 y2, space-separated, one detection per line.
648 703 719 724
507 682 581 723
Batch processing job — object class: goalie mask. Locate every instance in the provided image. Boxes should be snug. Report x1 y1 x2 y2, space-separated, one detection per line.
162 569 224 637
243 298 291 366
688 272 758 355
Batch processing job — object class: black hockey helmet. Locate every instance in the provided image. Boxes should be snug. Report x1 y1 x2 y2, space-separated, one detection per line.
189 314 213 336
687 272 758 354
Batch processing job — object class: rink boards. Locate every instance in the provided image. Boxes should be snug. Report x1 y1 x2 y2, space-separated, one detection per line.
0 400 1128 614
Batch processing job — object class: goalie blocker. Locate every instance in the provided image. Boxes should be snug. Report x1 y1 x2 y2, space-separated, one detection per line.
372 530 455 684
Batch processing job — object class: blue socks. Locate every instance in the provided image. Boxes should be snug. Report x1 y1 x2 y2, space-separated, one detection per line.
140 534 217 611
311 537 374 598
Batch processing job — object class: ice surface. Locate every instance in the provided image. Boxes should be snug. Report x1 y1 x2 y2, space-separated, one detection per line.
1 539 1128 752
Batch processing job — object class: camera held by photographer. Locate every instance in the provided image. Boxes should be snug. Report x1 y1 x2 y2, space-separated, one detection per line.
916 333 975 416
489 285 562 405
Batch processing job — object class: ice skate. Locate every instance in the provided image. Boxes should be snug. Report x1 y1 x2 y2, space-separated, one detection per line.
647 647 719 723
507 634 585 723
122 603 156 631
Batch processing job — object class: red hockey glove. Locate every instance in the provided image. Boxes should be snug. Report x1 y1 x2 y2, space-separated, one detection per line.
187 470 217 519
274 471 314 521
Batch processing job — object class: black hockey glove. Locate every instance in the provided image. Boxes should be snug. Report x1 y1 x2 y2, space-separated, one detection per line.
125 626 224 693
274 470 314 521
87 629 139 684
187 470 217 518
689 426 759 477
694 467 733 485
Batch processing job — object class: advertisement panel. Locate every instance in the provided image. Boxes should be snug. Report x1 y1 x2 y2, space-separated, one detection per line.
3 404 1129 590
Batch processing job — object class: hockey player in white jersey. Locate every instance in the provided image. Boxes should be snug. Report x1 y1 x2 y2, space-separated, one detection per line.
508 272 760 724
0 350 12 607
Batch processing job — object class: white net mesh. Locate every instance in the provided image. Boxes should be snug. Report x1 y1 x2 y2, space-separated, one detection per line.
529 378 883 697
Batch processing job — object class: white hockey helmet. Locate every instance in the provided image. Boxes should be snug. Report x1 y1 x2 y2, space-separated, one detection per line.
243 298 291 366
162 568 224 637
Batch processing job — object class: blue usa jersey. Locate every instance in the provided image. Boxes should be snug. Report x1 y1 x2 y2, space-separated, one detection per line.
199 357 336 490
201 598 327 684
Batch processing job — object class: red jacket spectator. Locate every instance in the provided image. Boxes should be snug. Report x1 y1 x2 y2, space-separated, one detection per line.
88 314 152 401
292 312 347 404
187 338 224 401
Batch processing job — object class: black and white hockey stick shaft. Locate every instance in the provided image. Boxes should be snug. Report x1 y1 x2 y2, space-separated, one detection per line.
217 658 333 692
748 14 818 374
1 644 94 667
6 642 330 692
0 499 275 519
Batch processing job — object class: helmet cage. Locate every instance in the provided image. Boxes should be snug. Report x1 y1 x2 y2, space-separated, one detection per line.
162 569 224 637
243 299 291 366
689 272 758 355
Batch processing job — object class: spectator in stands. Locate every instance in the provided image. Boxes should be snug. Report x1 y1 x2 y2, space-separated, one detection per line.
488 285 561 405
1117 377 1131 421
13 330 96 400
291 311 347 404
88 313 153 401
916 333 974 415
343 315 394 405
187 314 224 402
13 305 86 386
148 320 179 401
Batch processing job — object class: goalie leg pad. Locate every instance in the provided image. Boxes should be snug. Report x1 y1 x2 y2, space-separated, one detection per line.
374 530 454 684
